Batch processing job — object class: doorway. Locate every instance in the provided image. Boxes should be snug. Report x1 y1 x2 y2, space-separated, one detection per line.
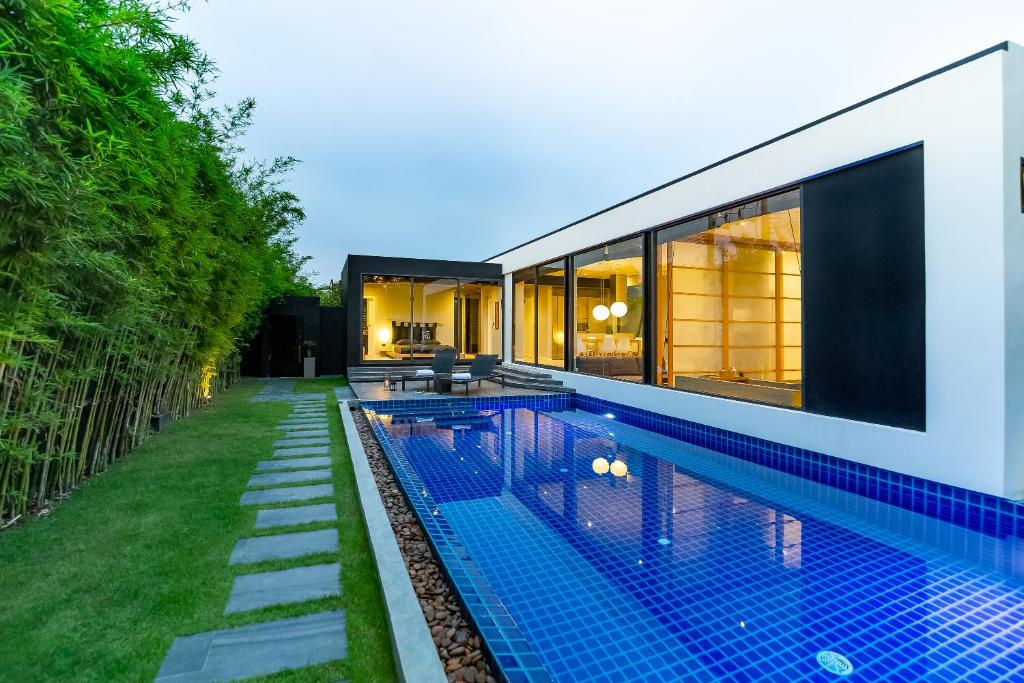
268 314 301 377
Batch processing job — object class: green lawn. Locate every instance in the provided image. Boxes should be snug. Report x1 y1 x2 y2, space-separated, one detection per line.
0 377 396 683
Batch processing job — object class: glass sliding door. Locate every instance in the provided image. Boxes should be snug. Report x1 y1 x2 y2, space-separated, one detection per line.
655 189 802 407
361 275 412 361
536 260 565 368
513 269 536 364
458 281 502 359
410 277 458 359
573 237 644 381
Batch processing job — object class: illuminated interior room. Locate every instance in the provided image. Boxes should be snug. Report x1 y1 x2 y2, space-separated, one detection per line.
573 237 644 382
341 255 502 367
655 189 802 407
513 260 565 368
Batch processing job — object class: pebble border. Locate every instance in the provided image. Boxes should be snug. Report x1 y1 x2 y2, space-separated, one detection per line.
346 404 498 683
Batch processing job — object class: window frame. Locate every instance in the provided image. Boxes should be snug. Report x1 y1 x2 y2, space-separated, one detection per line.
361 272 504 364
652 186 804 408
570 235 646 383
511 258 568 368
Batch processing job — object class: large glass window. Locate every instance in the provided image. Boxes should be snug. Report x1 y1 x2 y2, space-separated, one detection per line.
513 260 566 367
513 269 536 364
573 237 644 381
362 275 501 362
536 261 565 368
411 277 457 358
362 275 412 361
655 189 802 407
457 281 503 358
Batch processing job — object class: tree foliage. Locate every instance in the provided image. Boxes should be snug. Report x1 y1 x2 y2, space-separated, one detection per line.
0 0 314 523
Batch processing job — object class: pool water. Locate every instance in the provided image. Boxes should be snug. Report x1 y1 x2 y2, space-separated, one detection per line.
367 403 1024 682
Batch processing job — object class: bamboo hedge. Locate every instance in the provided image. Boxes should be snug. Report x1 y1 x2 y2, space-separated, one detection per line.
0 0 316 525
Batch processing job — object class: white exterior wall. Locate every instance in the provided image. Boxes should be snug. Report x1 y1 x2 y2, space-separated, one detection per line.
1002 47 1024 498
493 44 1023 499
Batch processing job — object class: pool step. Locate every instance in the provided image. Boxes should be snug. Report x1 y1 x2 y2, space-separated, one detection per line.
492 366 572 392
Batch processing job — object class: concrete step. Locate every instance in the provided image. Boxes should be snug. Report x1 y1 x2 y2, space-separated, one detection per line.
494 367 553 381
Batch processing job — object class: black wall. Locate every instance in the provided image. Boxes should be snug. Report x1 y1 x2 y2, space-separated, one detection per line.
241 295 345 377
342 255 503 369
319 306 346 375
801 145 926 430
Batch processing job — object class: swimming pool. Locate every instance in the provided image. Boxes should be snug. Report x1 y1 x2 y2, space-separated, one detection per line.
364 397 1024 682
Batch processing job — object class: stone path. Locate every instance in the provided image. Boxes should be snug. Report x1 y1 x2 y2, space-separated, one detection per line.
156 381 347 682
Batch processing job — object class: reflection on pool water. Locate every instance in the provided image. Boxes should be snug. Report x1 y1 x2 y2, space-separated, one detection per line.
367 403 1024 682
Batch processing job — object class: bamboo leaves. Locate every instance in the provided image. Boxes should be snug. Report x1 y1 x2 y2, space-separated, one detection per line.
0 0 315 524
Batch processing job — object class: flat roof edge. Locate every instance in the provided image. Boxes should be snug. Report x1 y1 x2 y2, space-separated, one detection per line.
484 40 1010 262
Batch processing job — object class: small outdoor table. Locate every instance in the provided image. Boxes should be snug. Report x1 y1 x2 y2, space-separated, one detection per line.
388 372 422 391
433 373 453 394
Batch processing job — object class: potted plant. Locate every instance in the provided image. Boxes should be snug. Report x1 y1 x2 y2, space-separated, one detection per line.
302 340 317 378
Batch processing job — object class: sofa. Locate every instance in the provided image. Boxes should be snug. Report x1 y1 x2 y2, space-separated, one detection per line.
575 354 642 380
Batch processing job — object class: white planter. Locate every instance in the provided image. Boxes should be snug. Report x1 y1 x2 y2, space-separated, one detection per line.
303 357 316 378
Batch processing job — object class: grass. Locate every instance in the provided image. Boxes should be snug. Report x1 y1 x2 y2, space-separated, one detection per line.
0 377 396 683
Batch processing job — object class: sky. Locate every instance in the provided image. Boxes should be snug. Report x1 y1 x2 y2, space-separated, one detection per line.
174 1 1024 284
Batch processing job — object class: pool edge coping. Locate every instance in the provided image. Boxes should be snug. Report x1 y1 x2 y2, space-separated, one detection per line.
338 399 448 683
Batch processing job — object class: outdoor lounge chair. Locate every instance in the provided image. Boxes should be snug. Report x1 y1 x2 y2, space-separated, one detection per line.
450 354 500 395
403 347 457 391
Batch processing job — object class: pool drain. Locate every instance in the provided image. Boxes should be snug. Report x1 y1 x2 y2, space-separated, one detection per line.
816 651 853 676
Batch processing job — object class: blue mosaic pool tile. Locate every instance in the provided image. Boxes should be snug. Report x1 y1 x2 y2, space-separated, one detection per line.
361 393 571 415
365 395 1024 682
572 394 1024 541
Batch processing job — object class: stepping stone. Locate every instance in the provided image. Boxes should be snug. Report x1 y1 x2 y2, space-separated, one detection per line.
280 417 327 424
240 483 334 506
275 445 330 458
291 411 326 417
155 610 347 682
255 503 338 529
229 528 338 564
273 437 329 448
224 563 341 614
247 468 332 488
277 422 328 431
277 429 329 439
257 457 331 471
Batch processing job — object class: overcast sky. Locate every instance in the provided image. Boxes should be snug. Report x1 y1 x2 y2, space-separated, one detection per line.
174 1 1023 284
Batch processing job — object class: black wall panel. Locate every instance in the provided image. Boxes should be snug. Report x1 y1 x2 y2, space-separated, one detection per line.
319 306 346 375
801 145 925 430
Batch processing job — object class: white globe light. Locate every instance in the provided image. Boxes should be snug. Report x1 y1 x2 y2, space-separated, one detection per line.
592 457 610 475
610 459 628 477
377 327 392 343
610 301 628 318
592 305 610 321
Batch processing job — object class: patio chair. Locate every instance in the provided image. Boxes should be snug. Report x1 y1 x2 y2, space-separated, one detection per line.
451 354 500 395
403 347 457 391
